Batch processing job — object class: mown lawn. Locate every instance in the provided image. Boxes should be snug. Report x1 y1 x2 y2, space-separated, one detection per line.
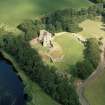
84 70 105 105
0 0 92 26
54 33 84 71
79 19 105 38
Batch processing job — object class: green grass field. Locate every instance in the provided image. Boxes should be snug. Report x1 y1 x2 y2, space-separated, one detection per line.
0 0 92 26
84 70 105 105
54 33 84 70
79 19 105 38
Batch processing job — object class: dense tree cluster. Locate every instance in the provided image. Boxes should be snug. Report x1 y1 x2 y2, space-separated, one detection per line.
72 38 101 79
17 20 44 41
17 5 103 41
84 38 101 68
42 5 103 33
41 9 83 33
0 32 80 105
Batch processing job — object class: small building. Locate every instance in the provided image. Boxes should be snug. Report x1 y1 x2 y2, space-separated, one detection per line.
39 30 53 47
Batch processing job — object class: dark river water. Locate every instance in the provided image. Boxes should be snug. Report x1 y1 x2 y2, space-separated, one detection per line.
0 55 25 105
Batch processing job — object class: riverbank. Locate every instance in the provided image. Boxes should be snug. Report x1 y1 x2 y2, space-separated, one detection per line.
0 50 60 105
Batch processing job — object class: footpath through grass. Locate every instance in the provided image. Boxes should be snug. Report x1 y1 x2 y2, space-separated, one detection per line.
1 50 60 105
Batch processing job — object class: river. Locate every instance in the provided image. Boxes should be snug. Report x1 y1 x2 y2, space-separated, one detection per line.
0 54 25 105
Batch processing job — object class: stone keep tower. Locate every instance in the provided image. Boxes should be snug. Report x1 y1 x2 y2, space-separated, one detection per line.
39 30 53 47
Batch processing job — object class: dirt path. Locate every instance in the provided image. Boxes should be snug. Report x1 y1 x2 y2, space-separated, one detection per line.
77 39 105 105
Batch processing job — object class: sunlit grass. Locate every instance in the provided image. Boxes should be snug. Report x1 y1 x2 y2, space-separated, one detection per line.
54 33 84 70
79 19 105 38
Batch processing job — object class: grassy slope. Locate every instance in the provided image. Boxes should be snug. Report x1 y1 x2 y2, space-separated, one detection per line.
1 50 60 105
54 33 84 70
0 0 92 26
84 70 105 105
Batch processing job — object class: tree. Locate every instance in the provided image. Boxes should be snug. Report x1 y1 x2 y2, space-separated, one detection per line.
17 20 43 41
84 38 101 68
55 21 63 32
73 60 94 79
46 24 55 34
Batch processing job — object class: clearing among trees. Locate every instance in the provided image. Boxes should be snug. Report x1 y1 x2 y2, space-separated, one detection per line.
78 19 105 38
